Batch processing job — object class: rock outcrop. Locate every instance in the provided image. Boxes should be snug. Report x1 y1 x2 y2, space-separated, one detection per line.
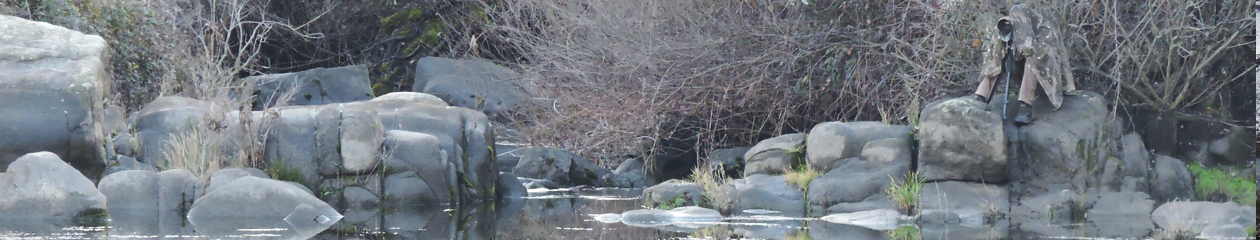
1012 91 1118 197
512 147 611 187
642 179 706 208
0 15 111 180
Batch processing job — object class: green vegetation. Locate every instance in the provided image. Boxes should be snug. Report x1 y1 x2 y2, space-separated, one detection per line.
72 208 110 227
888 225 922 240
656 195 691 210
784 165 822 192
784 230 814 240
266 161 304 183
1187 163 1256 206
885 171 925 214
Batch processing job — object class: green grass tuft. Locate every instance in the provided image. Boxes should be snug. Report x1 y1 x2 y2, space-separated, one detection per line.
266 161 304 183
784 164 822 192
885 171 925 214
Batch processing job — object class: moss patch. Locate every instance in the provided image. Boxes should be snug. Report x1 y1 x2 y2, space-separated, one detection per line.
1187 164 1256 206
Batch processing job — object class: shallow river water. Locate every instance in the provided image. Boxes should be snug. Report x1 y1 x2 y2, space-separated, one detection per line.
0 187 1155 239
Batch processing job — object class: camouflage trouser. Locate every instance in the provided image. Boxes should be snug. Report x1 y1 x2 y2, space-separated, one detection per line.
978 4 1076 109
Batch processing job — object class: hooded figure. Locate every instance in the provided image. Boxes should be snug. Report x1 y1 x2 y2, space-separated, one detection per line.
973 3 1076 124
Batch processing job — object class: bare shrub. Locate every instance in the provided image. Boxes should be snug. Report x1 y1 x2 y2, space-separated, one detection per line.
489 0 1254 168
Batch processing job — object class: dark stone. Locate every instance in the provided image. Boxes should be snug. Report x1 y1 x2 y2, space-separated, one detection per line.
0 152 107 222
642 179 705 208
412 57 532 117
245 65 373 110
1149 155 1193 203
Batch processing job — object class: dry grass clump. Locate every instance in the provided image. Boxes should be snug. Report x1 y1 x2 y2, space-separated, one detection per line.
488 0 1254 168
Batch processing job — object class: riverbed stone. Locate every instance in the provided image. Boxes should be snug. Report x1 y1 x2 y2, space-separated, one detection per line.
643 179 705 208
98 170 158 210
412 57 532 117
917 96 1006 183
822 194 897 215
1149 155 1193 203
919 181 1008 218
0 15 111 180
513 147 608 187
806 121 910 172
1013 91 1115 197
713 174 805 215
263 105 336 190
187 176 342 238
1083 191 1154 238
0 152 107 221
246 65 373 110
1150 201 1256 237
807 138 910 214
605 157 650 188
743 133 805 176
157 169 199 213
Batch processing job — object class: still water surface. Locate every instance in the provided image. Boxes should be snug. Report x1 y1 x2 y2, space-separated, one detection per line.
1 187 1137 239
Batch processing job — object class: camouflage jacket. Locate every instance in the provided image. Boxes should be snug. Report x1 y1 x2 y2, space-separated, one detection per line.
980 4 1076 109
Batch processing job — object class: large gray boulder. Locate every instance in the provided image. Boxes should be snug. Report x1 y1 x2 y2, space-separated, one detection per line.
413 57 532 117
353 94 498 201
642 179 706 209
605 157 650 188
1118 133 1150 178
205 168 253 194
1206 126 1254 167
512 147 610 187
917 96 1006 183
0 152 108 222
1149 155 1193 202
246 65 374 110
0 15 111 179
807 139 910 214
188 176 342 238
134 96 252 168
1013 91 1116 197
805 121 910 172
1150 201 1256 238
712 174 805 215
743 133 805 176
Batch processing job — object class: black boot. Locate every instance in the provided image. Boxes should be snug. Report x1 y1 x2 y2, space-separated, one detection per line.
968 94 990 103
1014 101 1035 125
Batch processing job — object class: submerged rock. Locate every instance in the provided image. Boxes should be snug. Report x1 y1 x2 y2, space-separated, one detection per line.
0 152 108 223
819 209 904 231
0 15 111 179
512 147 610 187
642 179 705 208
919 181 1008 220
188 176 342 239
618 206 722 231
1151 201 1256 238
712 174 804 215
